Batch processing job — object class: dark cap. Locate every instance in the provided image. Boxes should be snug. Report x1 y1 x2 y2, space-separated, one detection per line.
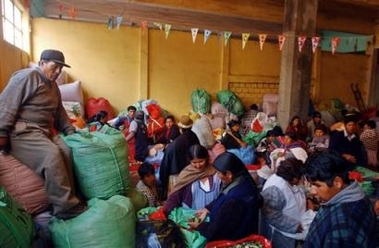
135 110 144 120
40 49 71 68
312 111 322 118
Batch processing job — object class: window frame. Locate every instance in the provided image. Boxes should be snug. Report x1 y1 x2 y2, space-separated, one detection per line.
1 0 28 51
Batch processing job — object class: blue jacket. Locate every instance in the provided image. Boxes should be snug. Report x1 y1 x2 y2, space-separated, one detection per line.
197 174 261 241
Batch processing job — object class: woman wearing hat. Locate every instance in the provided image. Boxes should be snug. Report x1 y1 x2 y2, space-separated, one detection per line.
159 115 200 199
188 152 261 241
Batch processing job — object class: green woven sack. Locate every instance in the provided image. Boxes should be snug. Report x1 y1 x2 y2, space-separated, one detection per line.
63 126 131 200
216 90 245 116
191 88 211 114
0 187 34 248
49 195 136 248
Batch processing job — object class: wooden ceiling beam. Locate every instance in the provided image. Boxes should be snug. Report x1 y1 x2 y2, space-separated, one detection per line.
43 0 284 34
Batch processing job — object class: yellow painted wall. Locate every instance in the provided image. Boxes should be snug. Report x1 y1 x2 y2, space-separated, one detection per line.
148 29 222 115
18 17 373 119
31 18 140 116
319 52 369 107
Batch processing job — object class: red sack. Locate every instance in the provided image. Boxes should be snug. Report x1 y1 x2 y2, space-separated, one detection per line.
147 116 165 138
205 234 272 248
86 97 115 120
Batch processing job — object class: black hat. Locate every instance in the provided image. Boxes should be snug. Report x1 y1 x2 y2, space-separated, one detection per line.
135 110 144 120
312 111 322 118
40 49 71 68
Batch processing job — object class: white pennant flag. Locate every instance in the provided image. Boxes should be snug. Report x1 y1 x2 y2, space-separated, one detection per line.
242 33 250 49
224 31 232 46
191 28 199 43
154 22 163 31
204 29 212 44
164 24 171 39
116 16 123 30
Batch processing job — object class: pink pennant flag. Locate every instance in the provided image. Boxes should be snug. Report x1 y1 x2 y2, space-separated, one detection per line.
259 34 267 50
278 35 286 51
204 30 212 44
164 24 171 39
331 37 340 54
59 4 63 19
311 37 321 53
242 33 250 49
191 28 199 43
141 21 148 35
298 36 307 52
224 31 232 46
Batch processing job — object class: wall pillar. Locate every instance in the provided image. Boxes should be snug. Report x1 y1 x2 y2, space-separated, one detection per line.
277 0 318 128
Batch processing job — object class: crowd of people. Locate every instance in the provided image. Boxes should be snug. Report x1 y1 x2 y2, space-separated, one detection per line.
0 49 378 247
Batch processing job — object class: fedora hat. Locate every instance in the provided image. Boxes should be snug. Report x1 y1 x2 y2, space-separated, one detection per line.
178 115 193 129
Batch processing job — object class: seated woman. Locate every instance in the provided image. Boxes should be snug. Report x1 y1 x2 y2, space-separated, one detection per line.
221 119 247 149
162 144 221 215
188 152 261 241
257 132 308 183
286 115 308 143
155 115 180 145
87 110 111 132
260 157 311 248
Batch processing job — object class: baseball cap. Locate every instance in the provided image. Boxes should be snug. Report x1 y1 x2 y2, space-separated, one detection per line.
40 49 71 68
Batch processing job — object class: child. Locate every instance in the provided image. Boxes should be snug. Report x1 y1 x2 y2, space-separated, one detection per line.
360 120 378 167
87 110 110 132
308 125 329 153
136 162 163 207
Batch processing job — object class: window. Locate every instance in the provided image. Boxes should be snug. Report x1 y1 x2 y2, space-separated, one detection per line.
1 0 26 50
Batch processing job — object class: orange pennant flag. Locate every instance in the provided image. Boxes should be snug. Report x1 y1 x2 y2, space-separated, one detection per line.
259 34 267 50
311 37 321 53
331 37 340 54
68 7 75 19
278 35 286 51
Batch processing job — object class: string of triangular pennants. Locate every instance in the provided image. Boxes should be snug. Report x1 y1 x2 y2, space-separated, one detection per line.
55 3 371 54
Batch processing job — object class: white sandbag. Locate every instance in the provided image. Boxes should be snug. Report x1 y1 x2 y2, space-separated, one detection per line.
191 115 216 149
